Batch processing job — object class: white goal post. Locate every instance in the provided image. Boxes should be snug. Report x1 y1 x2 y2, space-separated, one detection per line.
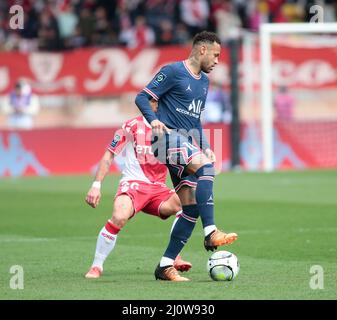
259 22 337 172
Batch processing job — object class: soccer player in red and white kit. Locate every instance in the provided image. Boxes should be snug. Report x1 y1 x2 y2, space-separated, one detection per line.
85 109 192 278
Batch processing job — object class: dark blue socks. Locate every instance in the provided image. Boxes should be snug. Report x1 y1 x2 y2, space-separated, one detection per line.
163 204 199 260
195 163 215 228
161 164 216 263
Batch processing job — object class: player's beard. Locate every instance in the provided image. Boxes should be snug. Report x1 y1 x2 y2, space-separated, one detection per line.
201 60 215 73
201 64 214 73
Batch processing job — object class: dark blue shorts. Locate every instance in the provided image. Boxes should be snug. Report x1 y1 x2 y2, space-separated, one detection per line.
152 130 201 190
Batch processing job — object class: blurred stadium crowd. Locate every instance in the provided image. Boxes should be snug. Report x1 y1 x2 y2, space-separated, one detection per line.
1 0 336 52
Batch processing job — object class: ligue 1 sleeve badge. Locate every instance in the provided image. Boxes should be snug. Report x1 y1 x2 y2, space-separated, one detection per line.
110 134 121 148
153 72 167 86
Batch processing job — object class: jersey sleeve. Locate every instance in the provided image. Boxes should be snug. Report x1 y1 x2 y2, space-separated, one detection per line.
107 124 132 155
143 65 175 101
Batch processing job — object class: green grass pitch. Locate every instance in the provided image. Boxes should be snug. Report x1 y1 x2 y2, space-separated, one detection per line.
0 170 337 300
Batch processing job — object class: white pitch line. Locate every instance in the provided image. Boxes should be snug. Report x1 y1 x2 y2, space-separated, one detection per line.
0 236 58 243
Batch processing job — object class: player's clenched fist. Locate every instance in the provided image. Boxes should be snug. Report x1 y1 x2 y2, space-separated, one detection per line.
86 187 101 208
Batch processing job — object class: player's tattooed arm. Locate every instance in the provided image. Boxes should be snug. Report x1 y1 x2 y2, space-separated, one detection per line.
86 150 114 208
95 150 114 182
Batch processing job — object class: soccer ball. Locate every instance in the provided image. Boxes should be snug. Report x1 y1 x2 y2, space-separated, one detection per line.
207 250 240 281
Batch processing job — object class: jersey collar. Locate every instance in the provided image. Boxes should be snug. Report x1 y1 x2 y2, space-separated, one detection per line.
183 60 201 80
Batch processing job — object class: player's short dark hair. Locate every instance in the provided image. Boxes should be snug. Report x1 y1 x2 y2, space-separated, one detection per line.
192 31 221 46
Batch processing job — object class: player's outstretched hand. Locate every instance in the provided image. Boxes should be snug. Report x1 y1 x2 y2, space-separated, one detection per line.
204 148 216 163
151 119 171 136
85 187 101 208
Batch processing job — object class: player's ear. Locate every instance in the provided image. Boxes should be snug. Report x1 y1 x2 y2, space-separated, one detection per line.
200 44 207 55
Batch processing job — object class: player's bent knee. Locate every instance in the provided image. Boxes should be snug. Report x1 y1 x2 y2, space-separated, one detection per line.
171 197 182 214
110 214 129 229
169 193 181 209
171 203 182 215
111 195 134 228
161 204 182 217
160 199 182 217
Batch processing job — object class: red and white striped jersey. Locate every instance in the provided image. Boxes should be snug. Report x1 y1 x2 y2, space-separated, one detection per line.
107 116 167 184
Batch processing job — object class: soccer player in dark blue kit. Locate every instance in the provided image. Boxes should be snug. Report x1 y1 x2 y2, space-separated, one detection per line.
135 31 238 281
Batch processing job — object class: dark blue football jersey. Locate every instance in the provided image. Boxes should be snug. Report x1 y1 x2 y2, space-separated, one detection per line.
143 61 209 131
